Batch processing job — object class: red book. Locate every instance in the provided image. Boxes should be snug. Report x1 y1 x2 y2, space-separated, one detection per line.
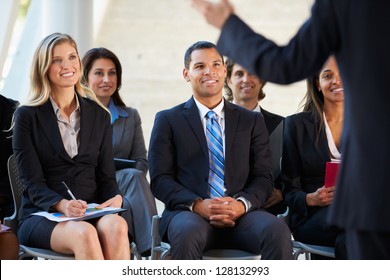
325 160 341 188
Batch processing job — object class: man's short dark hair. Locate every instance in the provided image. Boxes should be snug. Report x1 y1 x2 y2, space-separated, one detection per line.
184 41 222 69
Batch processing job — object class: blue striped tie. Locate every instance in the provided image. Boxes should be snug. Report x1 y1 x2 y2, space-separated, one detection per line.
206 111 225 198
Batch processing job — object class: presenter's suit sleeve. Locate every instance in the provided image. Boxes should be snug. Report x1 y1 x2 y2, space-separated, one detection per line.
217 0 340 85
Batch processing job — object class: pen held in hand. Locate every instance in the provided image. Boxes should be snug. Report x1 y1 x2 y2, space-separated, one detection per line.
62 181 77 200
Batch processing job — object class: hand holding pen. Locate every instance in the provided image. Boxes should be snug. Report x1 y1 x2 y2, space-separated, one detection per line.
62 181 87 217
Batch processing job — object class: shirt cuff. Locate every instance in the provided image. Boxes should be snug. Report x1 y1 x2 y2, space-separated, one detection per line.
189 198 202 212
236 197 252 213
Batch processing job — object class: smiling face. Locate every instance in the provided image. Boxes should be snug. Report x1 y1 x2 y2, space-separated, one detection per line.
86 58 118 105
183 47 226 107
48 42 80 91
317 56 344 104
228 63 264 104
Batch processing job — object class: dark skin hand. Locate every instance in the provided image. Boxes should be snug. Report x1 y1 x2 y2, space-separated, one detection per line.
193 197 246 227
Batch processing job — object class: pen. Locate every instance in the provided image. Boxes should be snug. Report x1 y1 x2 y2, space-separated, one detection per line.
62 181 77 200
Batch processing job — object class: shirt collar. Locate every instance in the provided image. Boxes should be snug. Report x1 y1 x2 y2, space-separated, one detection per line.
194 97 225 120
49 93 80 117
108 99 128 124
232 100 261 112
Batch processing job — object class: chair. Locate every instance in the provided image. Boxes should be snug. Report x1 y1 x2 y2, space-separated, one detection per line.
4 154 141 260
150 214 261 260
4 154 75 260
277 207 335 260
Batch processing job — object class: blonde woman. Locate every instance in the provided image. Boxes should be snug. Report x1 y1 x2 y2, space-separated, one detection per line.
12 33 129 259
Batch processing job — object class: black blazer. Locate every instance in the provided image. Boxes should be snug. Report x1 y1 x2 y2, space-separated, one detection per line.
12 95 120 220
261 108 284 136
0 95 18 216
261 108 286 215
261 107 284 179
148 97 273 236
216 0 390 231
281 112 330 231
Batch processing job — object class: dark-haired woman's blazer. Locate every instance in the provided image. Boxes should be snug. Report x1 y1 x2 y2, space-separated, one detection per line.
281 112 330 232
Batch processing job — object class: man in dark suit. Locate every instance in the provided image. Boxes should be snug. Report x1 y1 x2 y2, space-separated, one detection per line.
224 58 286 216
148 41 292 260
192 0 390 259
0 95 18 221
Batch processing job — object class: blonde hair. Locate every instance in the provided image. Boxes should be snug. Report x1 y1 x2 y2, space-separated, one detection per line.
23 32 108 112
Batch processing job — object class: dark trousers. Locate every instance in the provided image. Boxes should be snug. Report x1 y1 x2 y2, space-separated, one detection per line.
167 209 293 260
347 230 390 260
293 207 347 259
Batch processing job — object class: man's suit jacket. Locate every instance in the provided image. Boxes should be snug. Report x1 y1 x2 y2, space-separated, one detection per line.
149 97 273 236
261 108 283 136
261 108 286 215
111 105 148 174
12 95 120 220
217 0 390 231
282 112 330 231
261 108 284 179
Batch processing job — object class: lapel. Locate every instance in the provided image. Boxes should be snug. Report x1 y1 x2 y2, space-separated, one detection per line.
77 96 95 156
182 97 209 159
111 106 129 148
261 107 277 134
224 100 239 159
37 100 72 162
112 118 124 148
302 113 330 163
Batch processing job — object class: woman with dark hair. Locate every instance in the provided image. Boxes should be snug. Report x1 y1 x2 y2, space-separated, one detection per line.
282 56 346 259
12 33 130 259
82 48 157 257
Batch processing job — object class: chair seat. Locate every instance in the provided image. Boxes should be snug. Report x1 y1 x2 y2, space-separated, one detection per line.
292 241 335 259
19 245 74 260
202 249 261 260
151 215 261 260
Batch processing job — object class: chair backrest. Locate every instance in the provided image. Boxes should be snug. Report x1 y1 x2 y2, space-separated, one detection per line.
277 206 335 259
277 205 290 225
3 154 23 234
4 154 75 260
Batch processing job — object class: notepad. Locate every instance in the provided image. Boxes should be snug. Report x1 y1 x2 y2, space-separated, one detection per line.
32 203 126 222
114 158 137 170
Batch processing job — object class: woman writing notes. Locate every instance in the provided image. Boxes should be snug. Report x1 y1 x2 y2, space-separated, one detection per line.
12 33 130 260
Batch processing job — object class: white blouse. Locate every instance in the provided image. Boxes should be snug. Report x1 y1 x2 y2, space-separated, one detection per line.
323 111 342 160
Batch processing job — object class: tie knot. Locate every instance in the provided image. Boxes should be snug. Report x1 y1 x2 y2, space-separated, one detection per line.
206 111 217 120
